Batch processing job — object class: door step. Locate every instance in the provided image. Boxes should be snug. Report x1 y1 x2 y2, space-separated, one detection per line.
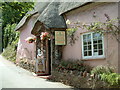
32 72 52 79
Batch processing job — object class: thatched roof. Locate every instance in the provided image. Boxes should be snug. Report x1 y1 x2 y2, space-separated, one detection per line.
59 1 92 15
37 2 67 29
16 1 91 33
15 2 50 31
31 2 67 35
15 10 37 31
34 2 50 13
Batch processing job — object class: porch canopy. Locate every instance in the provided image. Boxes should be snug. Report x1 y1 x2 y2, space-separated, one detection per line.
31 2 67 35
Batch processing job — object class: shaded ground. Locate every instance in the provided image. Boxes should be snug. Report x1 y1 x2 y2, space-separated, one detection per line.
0 55 72 89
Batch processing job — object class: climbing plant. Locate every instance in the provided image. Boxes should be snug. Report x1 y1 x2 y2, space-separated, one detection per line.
66 14 120 45
66 28 78 45
83 18 120 43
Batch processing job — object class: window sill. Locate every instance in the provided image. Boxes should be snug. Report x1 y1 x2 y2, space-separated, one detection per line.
81 57 106 61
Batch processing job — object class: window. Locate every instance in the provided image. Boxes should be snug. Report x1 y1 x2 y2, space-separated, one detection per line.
82 32 104 59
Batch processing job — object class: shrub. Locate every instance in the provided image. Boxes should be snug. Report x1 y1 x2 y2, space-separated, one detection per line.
91 65 114 75
2 39 18 62
100 73 120 87
54 60 92 72
49 68 109 88
19 59 35 72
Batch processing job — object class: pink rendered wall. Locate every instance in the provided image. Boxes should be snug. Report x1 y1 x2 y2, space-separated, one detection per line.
63 2 119 72
16 14 39 63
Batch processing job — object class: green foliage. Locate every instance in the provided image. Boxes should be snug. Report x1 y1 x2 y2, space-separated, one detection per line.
91 65 120 87
3 23 19 48
2 2 34 27
2 39 18 62
66 28 77 37
1 2 34 48
66 28 78 45
50 65 109 88
100 73 120 86
91 65 114 75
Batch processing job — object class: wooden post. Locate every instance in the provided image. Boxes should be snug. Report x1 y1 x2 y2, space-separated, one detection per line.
46 39 49 74
51 35 53 75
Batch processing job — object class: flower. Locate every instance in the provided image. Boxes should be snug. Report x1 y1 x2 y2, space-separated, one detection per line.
25 37 36 43
66 19 71 25
40 32 50 40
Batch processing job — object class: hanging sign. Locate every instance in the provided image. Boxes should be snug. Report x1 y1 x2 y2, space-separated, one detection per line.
55 31 66 45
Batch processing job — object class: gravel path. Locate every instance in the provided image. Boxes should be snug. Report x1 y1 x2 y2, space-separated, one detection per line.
0 55 72 89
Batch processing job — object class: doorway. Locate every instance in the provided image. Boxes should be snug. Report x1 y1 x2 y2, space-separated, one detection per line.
36 37 51 76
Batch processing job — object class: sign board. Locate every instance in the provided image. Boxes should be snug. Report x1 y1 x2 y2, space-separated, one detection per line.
55 31 66 45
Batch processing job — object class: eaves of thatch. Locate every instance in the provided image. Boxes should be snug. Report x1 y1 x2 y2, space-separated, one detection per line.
15 2 50 31
58 1 92 15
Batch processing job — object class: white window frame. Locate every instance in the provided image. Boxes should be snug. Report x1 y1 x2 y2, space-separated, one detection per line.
81 32 105 59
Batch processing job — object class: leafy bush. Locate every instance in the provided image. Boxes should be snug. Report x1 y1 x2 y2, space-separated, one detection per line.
49 68 109 88
91 65 114 75
100 73 120 86
91 65 120 87
19 59 35 72
54 60 92 72
2 39 19 62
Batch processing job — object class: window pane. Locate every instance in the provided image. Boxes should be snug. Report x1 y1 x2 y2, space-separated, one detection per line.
88 51 92 56
84 46 87 50
93 40 97 44
93 33 101 38
84 51 87 56
87 34 91 40
83 41 87 45
98 50 103 55
88 45 91 50
83 35 87 40
98 44 102 49
98 40 102 44
94 45 97 49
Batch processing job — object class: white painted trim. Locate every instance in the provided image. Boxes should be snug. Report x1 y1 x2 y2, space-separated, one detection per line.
81 32 105 60
91 33 94 57
102 34 105 59
81 34 84 59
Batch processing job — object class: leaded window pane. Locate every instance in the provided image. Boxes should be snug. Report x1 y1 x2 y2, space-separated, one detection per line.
84 51 87 56
98 50 103 55
88 51 92 56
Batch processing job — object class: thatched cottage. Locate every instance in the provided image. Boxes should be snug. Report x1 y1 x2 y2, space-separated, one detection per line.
15 1 120 75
